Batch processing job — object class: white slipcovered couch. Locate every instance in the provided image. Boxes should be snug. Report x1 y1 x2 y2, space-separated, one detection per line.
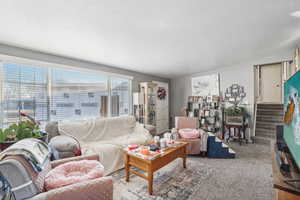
46 116 152 175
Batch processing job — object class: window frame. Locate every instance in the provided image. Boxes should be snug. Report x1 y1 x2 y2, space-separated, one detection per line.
0 54 133 126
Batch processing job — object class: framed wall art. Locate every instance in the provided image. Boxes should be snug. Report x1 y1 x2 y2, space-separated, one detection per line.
191 74 220 96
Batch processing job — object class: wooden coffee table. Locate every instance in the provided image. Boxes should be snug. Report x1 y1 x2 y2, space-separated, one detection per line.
124 142 188 195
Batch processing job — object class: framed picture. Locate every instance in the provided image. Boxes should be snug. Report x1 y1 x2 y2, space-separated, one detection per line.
204 110 210 117
207 96 212 102
200 110 204 117
210 110 215 117
191 74 220 96
201 118 206 125
208 117 215 124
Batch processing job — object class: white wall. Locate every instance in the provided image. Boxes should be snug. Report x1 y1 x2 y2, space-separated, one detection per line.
170 50 294 136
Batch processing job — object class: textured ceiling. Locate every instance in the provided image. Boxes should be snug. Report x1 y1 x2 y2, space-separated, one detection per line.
0 0 300 78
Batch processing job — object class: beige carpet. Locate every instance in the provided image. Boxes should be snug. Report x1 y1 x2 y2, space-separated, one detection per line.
112 143 273 200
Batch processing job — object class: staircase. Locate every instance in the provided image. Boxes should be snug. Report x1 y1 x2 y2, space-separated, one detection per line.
207 133 235 158
254 103 284 144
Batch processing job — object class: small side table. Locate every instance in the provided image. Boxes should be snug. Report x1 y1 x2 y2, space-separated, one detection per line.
225 123 248 145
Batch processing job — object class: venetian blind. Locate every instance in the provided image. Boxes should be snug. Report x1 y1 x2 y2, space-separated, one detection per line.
1 63 49 128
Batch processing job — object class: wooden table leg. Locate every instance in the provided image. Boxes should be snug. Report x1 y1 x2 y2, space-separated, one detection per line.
182 149 187 169
238 128 242 145
125 154 130 182
148 171 153 195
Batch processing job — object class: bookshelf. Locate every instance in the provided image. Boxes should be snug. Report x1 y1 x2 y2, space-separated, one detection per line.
187 95 223 139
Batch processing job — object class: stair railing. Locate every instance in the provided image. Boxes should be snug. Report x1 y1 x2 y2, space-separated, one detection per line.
253 102 258 142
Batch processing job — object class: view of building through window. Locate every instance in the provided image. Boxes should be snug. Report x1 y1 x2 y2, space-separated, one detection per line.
1 63 49 128
0 63 131 128
50 68 109 122
111 77 130 116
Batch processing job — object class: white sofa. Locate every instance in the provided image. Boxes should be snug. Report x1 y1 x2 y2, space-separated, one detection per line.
47 116 152 175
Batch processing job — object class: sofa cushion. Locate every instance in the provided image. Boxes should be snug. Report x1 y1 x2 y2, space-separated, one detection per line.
49 135 80 153
82 143 124 176
179 128 200 139
45 160 104 191
58 116 136 142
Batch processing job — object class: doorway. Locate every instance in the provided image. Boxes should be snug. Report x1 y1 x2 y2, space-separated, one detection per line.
255 63 282 103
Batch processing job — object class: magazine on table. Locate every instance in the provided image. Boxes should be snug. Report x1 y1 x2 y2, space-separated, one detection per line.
125 141 182 160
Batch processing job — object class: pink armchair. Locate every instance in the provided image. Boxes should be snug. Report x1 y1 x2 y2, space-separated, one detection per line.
175 117 208 155
30 155 113 200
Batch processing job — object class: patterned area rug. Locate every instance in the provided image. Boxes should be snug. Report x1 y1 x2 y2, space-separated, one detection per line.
113 159 213 200
113 143 273 200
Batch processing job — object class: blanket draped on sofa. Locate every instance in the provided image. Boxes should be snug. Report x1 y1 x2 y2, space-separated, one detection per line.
58 116 152 175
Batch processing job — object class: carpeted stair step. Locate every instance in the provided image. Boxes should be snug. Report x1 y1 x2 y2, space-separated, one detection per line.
256 115 283 123
256 116 283 124
255 127 276 133
257 104 283 109
255 103 283 145
227 148 236 158
256 109 284 116
207 133 235 159
255 129 275 139
228 148 235 154
255 122 277 130
253 136 274 145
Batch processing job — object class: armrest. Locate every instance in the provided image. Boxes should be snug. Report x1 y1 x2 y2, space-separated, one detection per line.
29 176 113 200
51 154 99 168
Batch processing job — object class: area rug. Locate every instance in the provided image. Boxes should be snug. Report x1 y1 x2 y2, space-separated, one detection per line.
112 143 274 200
113 159 214 200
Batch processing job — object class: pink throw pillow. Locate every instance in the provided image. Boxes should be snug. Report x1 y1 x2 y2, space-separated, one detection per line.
179 128 200 139
45 160 104 191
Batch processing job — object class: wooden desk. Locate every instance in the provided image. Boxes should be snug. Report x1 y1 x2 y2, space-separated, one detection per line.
271 141 300 200
124 142 188 195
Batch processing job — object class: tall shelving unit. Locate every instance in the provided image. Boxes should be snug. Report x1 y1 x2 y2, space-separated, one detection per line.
138 81 169 135
187 95 223 139
140 82 157 134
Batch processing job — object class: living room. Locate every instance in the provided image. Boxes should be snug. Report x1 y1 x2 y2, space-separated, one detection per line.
0 1 300 200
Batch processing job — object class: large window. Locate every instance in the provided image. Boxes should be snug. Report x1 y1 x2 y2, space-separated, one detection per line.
50 69 109 121
1 63 49 128
0 62 132 128
111 77 130 116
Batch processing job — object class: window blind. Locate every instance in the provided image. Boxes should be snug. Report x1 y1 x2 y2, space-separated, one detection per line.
0 62 132 128
50 68 109 121
1 63 49 128
111 77 130 116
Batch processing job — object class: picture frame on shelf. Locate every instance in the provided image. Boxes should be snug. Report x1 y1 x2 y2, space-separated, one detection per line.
204 110 210 117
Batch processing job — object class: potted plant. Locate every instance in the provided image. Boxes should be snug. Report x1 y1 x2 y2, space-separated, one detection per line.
0 113 47 151
224 106 247 125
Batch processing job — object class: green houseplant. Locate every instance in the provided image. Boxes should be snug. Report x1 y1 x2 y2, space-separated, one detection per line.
0 121 42 142
224 106 247 125
0 112 46 150
224 106 246 117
